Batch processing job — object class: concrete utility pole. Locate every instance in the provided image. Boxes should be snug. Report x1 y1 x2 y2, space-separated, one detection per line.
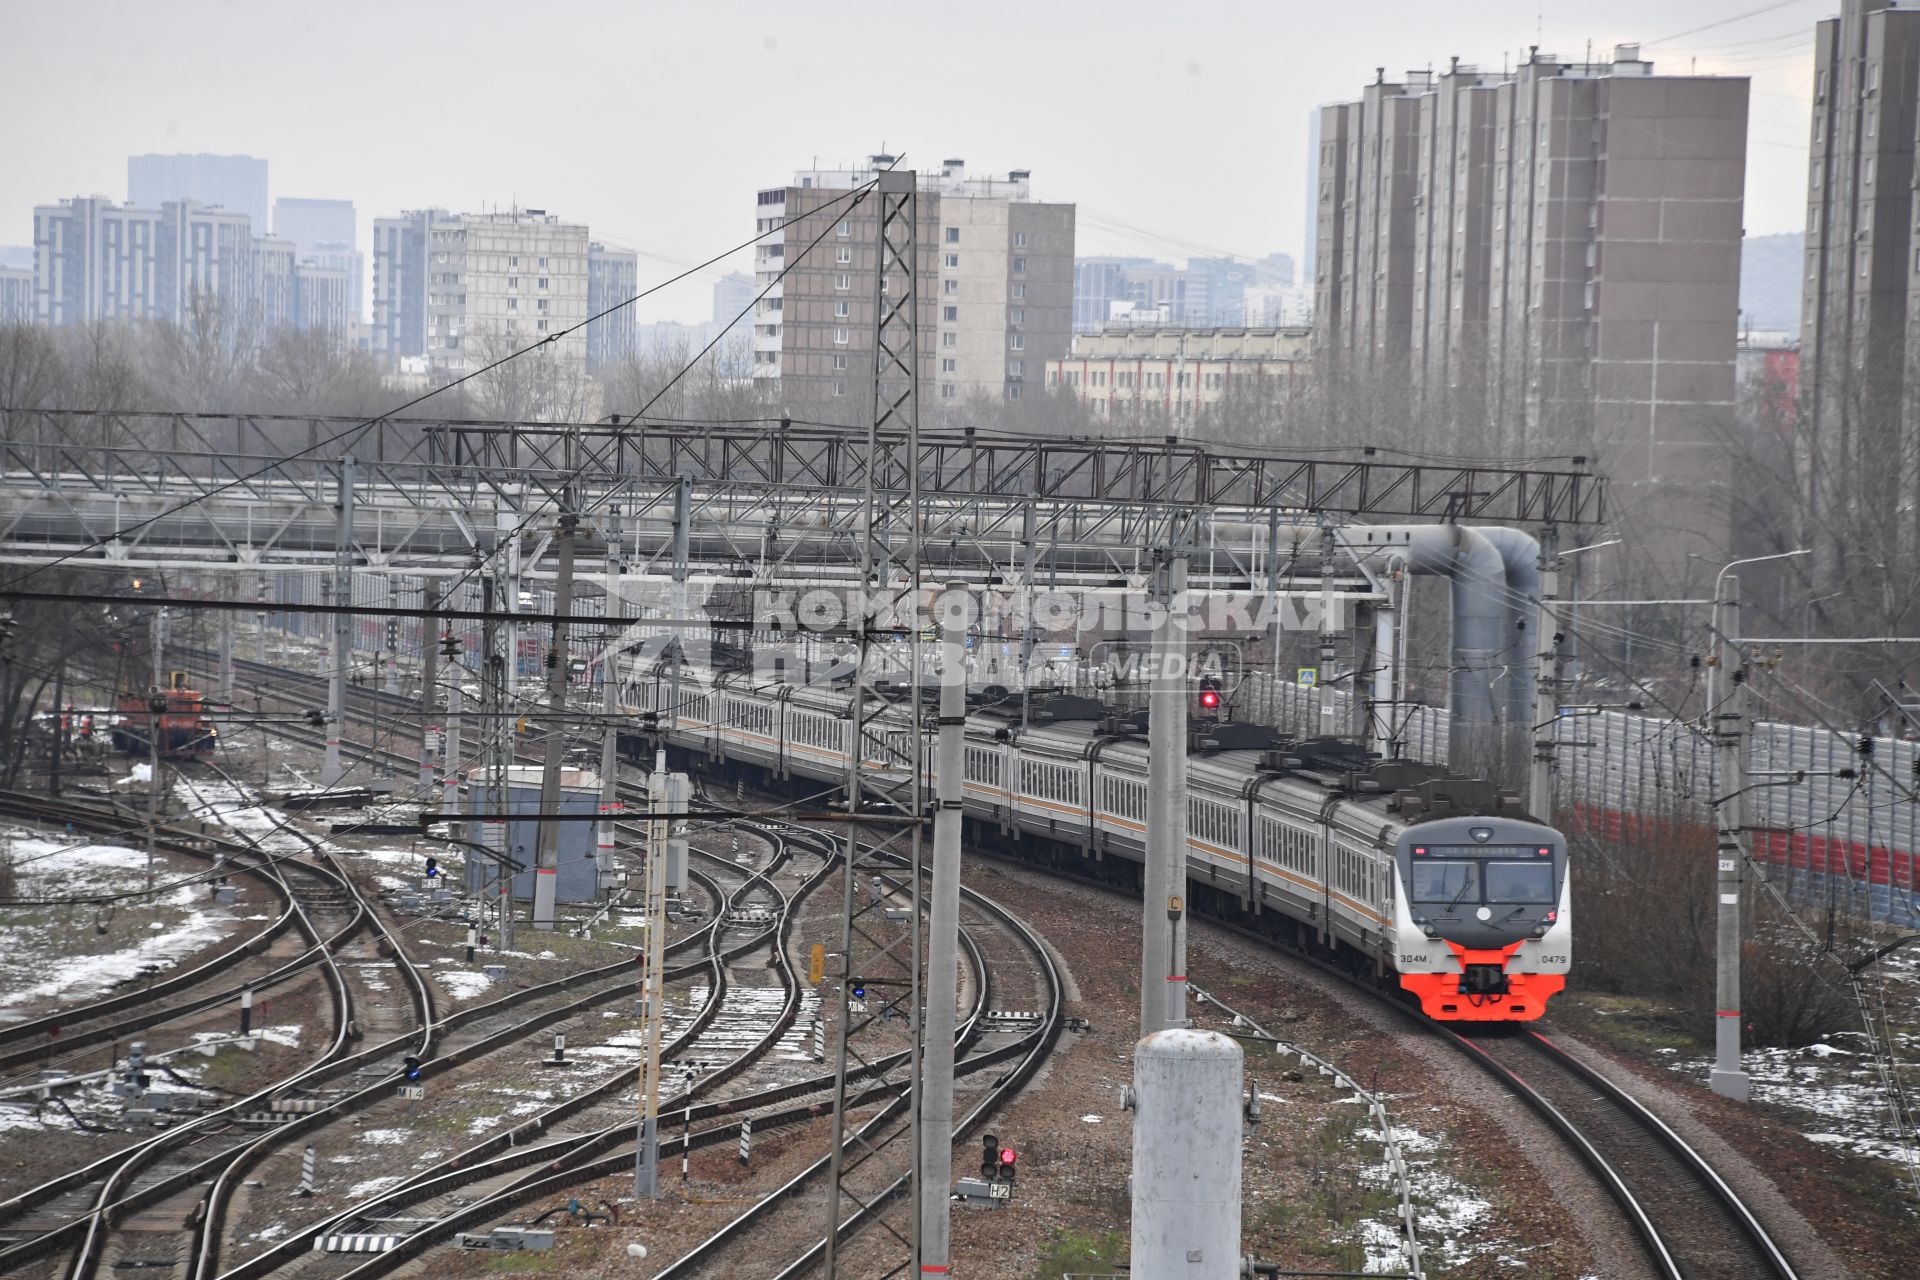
255 571 269 666
322 456 356 787
598 509 625 892
420 581 441 797
918 585 969 1270
1143 553 1190 1036
478 564 514 954
1708 570 1751 1102
635 758 672 1198
217 601 234 703
532 514 579 932
146 609 168 894
1019 499 1038 730
1128 1028 1243 1277
1528 527 1561 820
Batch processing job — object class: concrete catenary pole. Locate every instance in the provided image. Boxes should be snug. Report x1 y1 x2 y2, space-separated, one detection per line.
145 609 168 893
1709 572 1751 1101
419 580 441 797
918 584 969 1269
531 514 579 931
322 456 356 786
217 599 234 704
1143 553 1190 1036
1128 1028 1243 1277
635 760 671 1197
1528 527 1561 820
598 508 625 891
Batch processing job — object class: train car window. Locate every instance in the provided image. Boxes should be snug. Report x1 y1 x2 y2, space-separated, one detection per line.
1410 860 1479 903
1485 861 1556 904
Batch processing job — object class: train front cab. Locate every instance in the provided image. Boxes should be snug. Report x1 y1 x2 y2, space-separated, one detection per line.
1389 816 1569 1022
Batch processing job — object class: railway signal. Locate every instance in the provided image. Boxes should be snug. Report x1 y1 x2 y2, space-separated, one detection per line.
1197 679 1221 718
403 1055 423 1082
998 1145 1018 1183
423 856 439 880
980 1133 999 1180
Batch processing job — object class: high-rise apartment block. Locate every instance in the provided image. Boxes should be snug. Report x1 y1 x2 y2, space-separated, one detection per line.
373 207 589 386
32 197 255 331
1314 47 1748 511
0 267 31 324
751 158 1073 411
274 197 363 323
1802 0 1920 567
586 242 638 371
128 153 268 230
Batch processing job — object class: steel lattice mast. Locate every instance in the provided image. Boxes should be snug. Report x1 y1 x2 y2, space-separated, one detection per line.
821 166 926 1276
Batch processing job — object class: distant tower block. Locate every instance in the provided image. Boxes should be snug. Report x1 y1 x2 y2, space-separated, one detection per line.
1129 1028 1243 1277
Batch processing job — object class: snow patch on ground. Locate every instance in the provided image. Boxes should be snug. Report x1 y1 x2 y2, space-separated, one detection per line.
434 970 492 1002
361 1128 413 1146
1353 1111 1496 1274
347 1176 408 1198
0 836 237 1007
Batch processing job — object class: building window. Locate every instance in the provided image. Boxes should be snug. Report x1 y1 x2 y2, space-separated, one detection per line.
836 246 852 264
941 358 957 373
1012 257 1026 274
944 279 958 295
1048 369 1058 387
941 383 956 398
510 256 519 267
1008 360 1023 376
942 331 956 348
834 300 850 318
1010 334 1024 350
1866 157 1876 184
538 277 549 289
945 253 959 268
834 327 849 344
943 305 958 321
838 219 851 237
507 298 519 312
537 319 548 331
507 277 519 289
835 273 851 290
1011 308 1024 325
945 227 960 243
1011 283 1024 299
1869 62 1882 92
833 354 848 370
537 299 548 312
538 257 548 269
834 380 847 397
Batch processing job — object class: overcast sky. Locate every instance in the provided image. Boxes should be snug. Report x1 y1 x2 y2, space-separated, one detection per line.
1 0 1819 323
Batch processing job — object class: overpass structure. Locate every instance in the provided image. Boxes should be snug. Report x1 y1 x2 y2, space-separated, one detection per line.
1 409 1604 587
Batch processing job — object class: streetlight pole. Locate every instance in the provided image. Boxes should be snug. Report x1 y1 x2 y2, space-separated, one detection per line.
1706 548 1808 1103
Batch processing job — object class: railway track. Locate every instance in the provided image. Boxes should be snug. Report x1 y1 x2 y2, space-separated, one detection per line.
970 841 1805 1280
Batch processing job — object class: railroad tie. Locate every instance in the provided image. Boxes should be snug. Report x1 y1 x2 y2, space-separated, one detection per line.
315 1234 401 1253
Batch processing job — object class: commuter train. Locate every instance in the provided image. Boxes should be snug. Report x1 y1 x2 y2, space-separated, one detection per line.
621 660 1569 1022
110 672 219 758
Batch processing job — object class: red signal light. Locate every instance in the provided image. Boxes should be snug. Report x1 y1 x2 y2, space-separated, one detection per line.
1199 689 1220 709
999 1147 1016 1166
1413 846 1427 856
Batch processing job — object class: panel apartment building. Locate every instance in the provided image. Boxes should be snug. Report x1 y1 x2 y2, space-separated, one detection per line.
1314 46 1748 537
750 157 1073 415
372 208 590 387
1801 0 1920 572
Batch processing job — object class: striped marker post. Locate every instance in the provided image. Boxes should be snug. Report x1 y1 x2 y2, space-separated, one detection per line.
292 1143 316 1197
239 987 253 1037
738 1117 751 1166
811 1018 825 1063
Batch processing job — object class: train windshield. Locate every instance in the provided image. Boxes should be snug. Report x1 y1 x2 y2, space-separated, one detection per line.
1410 860 1479 903
1484 861 1556 904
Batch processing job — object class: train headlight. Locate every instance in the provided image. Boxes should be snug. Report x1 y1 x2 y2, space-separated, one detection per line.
1530 925 1548 939
1421 924 1438 938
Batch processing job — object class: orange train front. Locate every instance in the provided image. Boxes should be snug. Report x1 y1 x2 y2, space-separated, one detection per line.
1389 816 1570 1021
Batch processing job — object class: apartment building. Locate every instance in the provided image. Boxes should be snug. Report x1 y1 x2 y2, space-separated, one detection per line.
128 153 268 229
586 242 638 372
1044 326 1310 420
751 157 1073 413
0 266 30 324
1314 47 1748 511
1801 0 1920 570
32 197 255 331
